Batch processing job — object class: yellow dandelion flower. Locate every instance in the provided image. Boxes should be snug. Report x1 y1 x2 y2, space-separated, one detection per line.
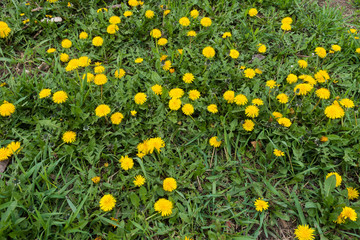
200 17 212 27
52 91 68 104
182 104 194 116
315 47 326 58
150 29 161 38
229 49 240 59
223 90 235 103
169 98 181 111
119 155 134 170
154 198 173 217
94 74 107 85
151 84 163 95
163 177 177 192
234 94 248 106
294 225 315 240
91 176 100 184
209 136 221 147
133 175 145 187
315 88 330 99
0 147 11 161
61 39 72 48
92 36 104 47
248 8 258 17
276 93 288 104
95 104 111 117
39 89 51 99
62 131 76 143
273 149 285 157
79 31 88 39
254 198 269 212
99 194 116 212
134 93 147 105
347 187 359 200
277 117 292 127
169 88 184 99
145 10 154 19
183 73 195 84
190 9 199 18
202 46 215 58
60 53 69 62
243 119 255 131
245 105 259 118
207 104 218 114
179 17 190 26
326 172 342 187
298 60 308 68
189 90 200 100
244 68 256 79
339 98 354 108
110 112 124 125
324 101 344 119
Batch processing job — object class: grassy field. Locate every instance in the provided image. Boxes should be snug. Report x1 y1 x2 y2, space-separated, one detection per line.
1 0 360 239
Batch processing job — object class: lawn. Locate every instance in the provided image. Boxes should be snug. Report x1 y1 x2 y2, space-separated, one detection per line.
1 0 360 239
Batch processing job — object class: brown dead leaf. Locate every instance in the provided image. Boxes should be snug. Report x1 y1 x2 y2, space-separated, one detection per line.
0 159 10 174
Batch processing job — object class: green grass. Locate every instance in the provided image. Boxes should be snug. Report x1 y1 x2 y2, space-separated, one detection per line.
1 0 360 239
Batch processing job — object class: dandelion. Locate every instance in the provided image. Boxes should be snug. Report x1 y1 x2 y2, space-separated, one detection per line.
109 16 121 24
169 98 181 111
107 24 119 34
340 206 357 222
83 73 94 82
294 83 313 95
163 178 177 192
182 104 194 116
61 39 72 48
0 21 11 38
209 136 221 147
324 101 344 119
266 80 277 89
60 53 69 62
347 187 359 200
298 60 308 68
183 73 195 84
356 48 360 54
276 93 288 104
65 59 79 71
248 8 258 17
294 225 315 240
243 119 255 131
331 45 341 52
277 117 291 127
222 32 232 38
223 90 235 103
315 88 330 99
254 198 269 212
187 30 197 37
150 29 161 38
95 104 111 117
135 58 143 63
315 47 326 58
200 17 212 27
94 74 107 85
6 142 21 155
151 84 163 95
124 11 133 17
179 17 190 26
128 0 139 7
133 175 146 187
272 112 283 119
257 44 266 53
190 9 199 18
207 104 218 114
145 10 155 19
202 46 215 58
282 17 293 25
178 49 183 55
114 69 126 79
273 149 285 157
252 98 264 106
281 24 291 31
47 48 56 53
326 172 342 187
234 94 248 106
339 98 354 108
131 110 137 116
314 70 330 83
79 31 88 39
189 90 200 100
91 176 100 184
245 105 259 118
52 91 68 104
39 89 51 99
169 88 184 99
229 49 240 59
244 68 256 79
110 112 124 125
320 136 328 142
286 74 298 84
119 155 134 170
154 198 173 217
163 60 172 71
99 194 116 212
0 147 11 161
134 93 147 105
163 9 170 16
62 131 76 143
78 56 91 67
92 36 104 46
157 38 168 46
